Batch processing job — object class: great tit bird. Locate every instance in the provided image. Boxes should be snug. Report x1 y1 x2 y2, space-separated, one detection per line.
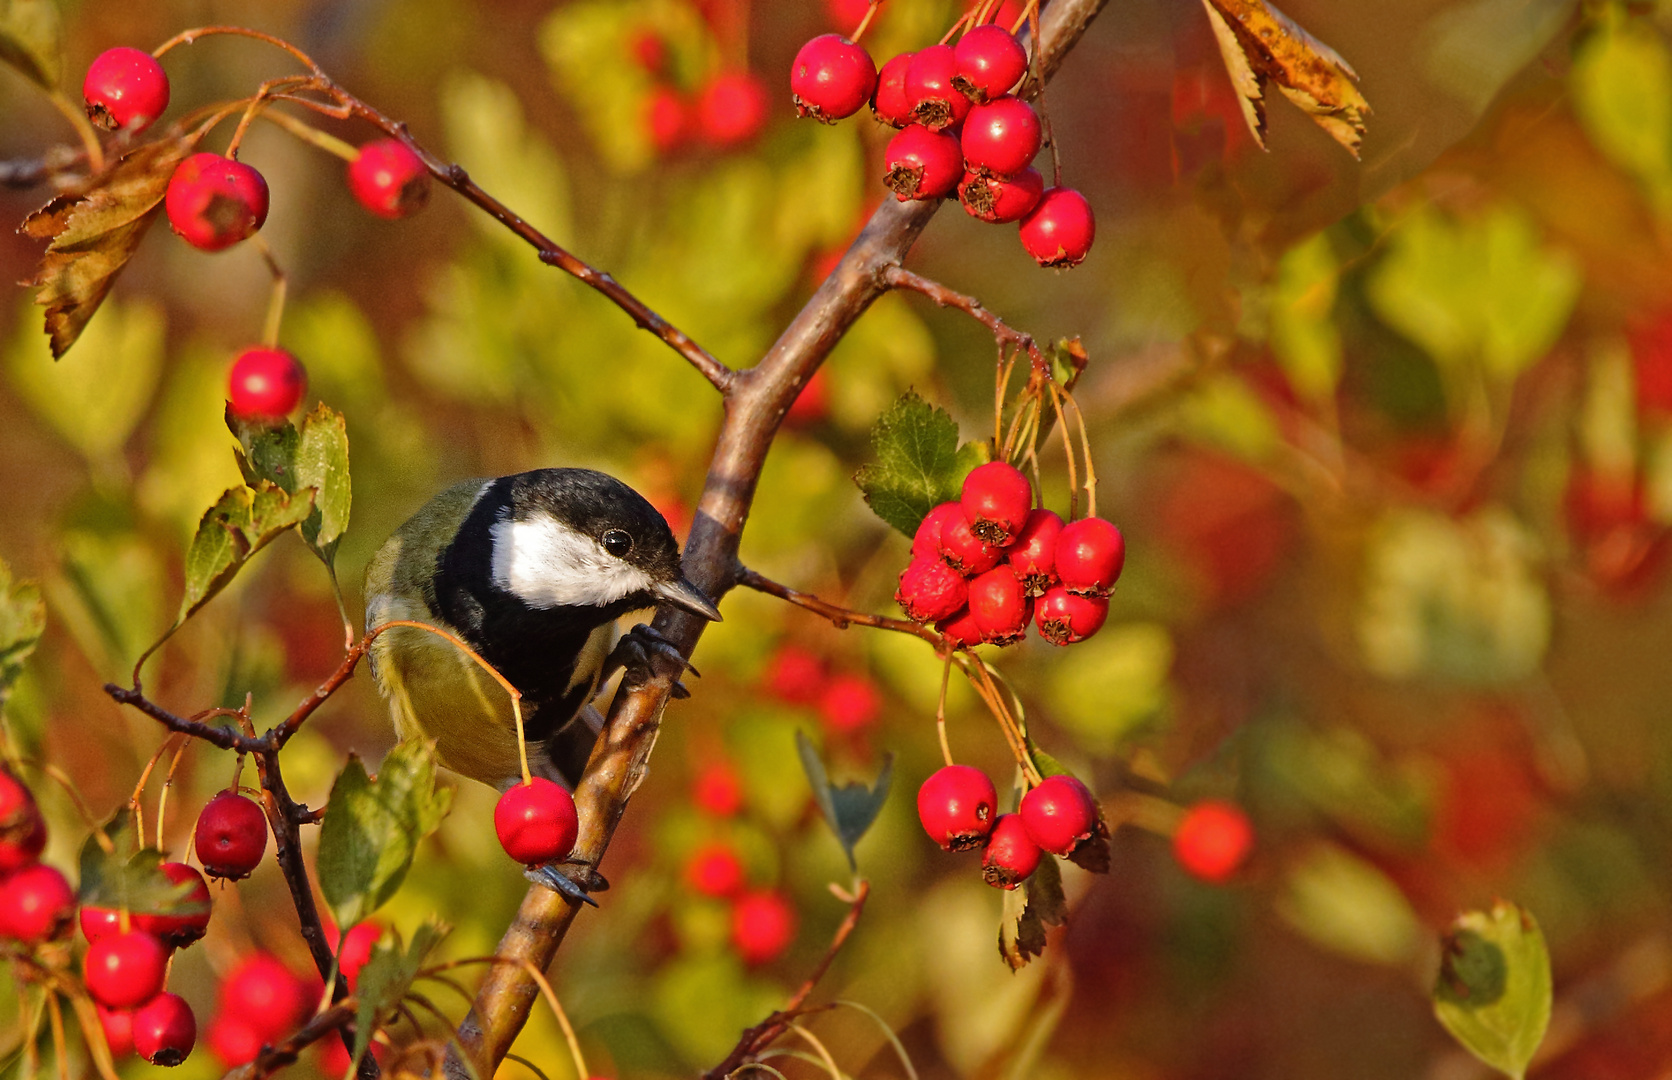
363 469 720 894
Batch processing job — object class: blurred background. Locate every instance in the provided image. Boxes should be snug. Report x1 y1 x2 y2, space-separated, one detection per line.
5 0 1672 1077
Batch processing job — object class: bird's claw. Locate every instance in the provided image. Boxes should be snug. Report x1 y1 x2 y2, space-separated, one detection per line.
526 860 608 906
606 623 699 694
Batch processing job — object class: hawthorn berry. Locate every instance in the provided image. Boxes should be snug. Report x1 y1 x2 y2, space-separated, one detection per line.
133 861 211 949
0 863 75 942
961 96 1042 178
0 768 46 871
904 44 971 131
1034 586 1108 645
792 34 878 122
825 0 871 30
627 28 670 75
194 791 268 880
97 1004 136 1058
84 931 169 1009
917 765 998 851
1020 774 1100 856
336 921 382 992
1007 508 1063 595
952 25 1029 103
165 153 270 253
347 139 430 219
1173 800 1254 884
133 992 196 1067
961 461 1033 545
731 889 797 965
206 1015 262 1068
1056 517 1126 596
692 761 746 817
218 953 310 1041
883 124 963 201
871 52 915 128
228 347 308 421
958 166 1043 223
494 778 579 866
935 606 984 649
644 86 689 155
83 47 170 133
1019 186 1096 267
912 501 966 561
818 673 881 735
81 904 123 944
696 71 770 147
938 513 1004 575
967 566 1031 645
896 556 969 623
981 813 1042 889
685 840 746 898
764 644 827 705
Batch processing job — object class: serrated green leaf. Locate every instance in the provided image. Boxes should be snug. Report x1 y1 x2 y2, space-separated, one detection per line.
0 0 61 88
855 391 985 538
999 855 1066 971
233 415 302 490
0 557 44 716
76 810 204 914
1433 902 1552 1080
352 920 449 1068
317 741 452 931
795 731 891 871
294 405 352 559
174 482 315 625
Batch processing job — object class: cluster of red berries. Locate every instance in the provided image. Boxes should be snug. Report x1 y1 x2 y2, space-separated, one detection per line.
631 28 770 155
204 951 317 1067
789 25 1095 266
897 461 1125 647
762 644 882 737
917 765 1100 889
681 761 799 965
494 777 580 868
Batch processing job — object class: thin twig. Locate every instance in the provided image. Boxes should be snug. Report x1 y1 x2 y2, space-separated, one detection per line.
222 1002 357 1080
734 564 942 646
884 266 1045 368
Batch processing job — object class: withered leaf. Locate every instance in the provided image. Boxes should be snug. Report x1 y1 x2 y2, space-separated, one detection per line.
21 137 192 358
1200 0 1370 158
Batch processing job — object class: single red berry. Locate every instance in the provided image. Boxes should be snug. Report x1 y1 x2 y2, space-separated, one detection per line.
1034 587 1108 645
1020 774 1100 856
958 166 1043 223
818 673 880 735
730 889 797 965
206 1015 262 1068
952 25 1028 103
627 28 669 75
0 863 75 942
697 71 770 147
960 96 1041 178
133 861 211 949
0 768 46 872
792 34 878 122
967 566 1031 645
133 992 196 1067
494 778 579 866
935 606 984 649
228 347 307 422
785 366 831 426
871 52 915 127
904 44 970 131
347 139 430 219
961 461 1033 545
1056 517 1126 596
1007 508 1063 596
165 153 269 253
84 931 169 1009
81 904 123 944
981 813 1042 889
1173 800 1254 884
83 47 170 133
917 765 998 851
1019 186 1095 267
763 645 827 705
938 512 1004 575
685 841 746 898
895 556 969 623
336 921 382 993
692 761 746 817
826 0 871 31
912 502 965 561
98 1005 136 1058
644 86 688 155
883 124 963 201
218 953 309 1042
194 791 268 880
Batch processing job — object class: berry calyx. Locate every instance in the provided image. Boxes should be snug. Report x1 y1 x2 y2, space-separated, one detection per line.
218 953 309 1041
696 71 770 148
961 461 1033 545
0 767 47 871
0 863 75 942
952 25 1028 103
967 566 1031 645
165 153 270 253
1019 774 1100 856
133 992 196 1067
336 921 382 993
1019 186 1096 268
871 52 915 128
912 502 966 562
1173 800 1254 884
194 791 269 880
936 606 984 649
883 124 963 201
981 813 1042 889
960 96 1042 178
917 765 998 851
1007 508 1063 595
791 35 878 122
97 1005 136 1059
1034 586 1108 645
685 840 746 898
896 556 969 623
133 862 211 950
818 673 881 735
494 778 579 866
1055 517 1126 596
731 889 798 965
938 512 1004 575
83 47 170 133
904 45 971 131
84 931 170 1009
346 139 430 219
958 166 1043 223
228 347 308 421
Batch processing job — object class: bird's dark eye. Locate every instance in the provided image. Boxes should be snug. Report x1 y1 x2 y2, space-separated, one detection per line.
602 529 633 557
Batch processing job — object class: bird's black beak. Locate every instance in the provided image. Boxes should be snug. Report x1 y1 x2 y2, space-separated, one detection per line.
654 577 722 622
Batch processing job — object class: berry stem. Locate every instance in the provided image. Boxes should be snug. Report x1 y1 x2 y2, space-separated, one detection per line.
735 564 944 646
44 89 105 174
851 1 882 41
152 25 327 78
45 991 67 1080
956 655 1043 786
249 234 289 347
157 739 190 850
225 76 316 158
424 956 590 1080
260 107 359 161
936 652 955 768
127 733 182 851
1046 384 1081 520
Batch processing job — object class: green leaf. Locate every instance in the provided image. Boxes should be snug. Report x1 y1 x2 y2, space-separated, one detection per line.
1269 232 1343 402
1433 901 1552 1080
76 811 204 915
854 391 985 538
0 557 44 717
795 730 891 872
232 405 352 567
351 920 450 1068
0 0 61 88
999 855 1066 971
317 740 453 931
175 482 315 625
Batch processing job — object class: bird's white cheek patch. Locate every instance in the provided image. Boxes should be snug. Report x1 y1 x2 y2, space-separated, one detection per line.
491 514 655 609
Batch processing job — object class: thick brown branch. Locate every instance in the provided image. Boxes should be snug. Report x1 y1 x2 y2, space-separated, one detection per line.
735 564 943 646
884 266 1045 367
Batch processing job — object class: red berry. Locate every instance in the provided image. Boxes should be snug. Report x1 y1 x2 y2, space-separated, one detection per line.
628 28 669 75
935 606 984 649
1034 587 1107 645
81 904 123 944
228 347 308 421
346 139 430 220
826 0 872 30
692 761 746 817
792 35 878 122
1173 800 1254 884
194 791 268 880
958 166 1043 223
960 96 1041 178
818 673 881 735
133 862 211 949
206 1015 262 1068
494 778 579 866
1007 508 1063 595
896 556 969 623
685 841 746 898
0 863 75 942
336 921 382 993
912 502 965 561
165 153 269 253
917 765 998 851
133 992 196 1067
644 86 688 155
83 47 170 133
730 889 797 965
763 644 827 705
218 953 309 1041
0 768 46 871
981 813 1041 889
883 124 963 201
1019 774 1100 856
97 1005 136 1058
871 52 915 127
938 512 1004 575
697 71 770 147
1019 186 1095 267
961 461 1033 545
904 45 970 132
1056 517 1126 596
967 566 1031 645
952 25 1028 103
84 931 169 1009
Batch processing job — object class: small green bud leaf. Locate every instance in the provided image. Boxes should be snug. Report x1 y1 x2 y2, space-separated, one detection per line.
1433 901 1552 1080
795 730 891 872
